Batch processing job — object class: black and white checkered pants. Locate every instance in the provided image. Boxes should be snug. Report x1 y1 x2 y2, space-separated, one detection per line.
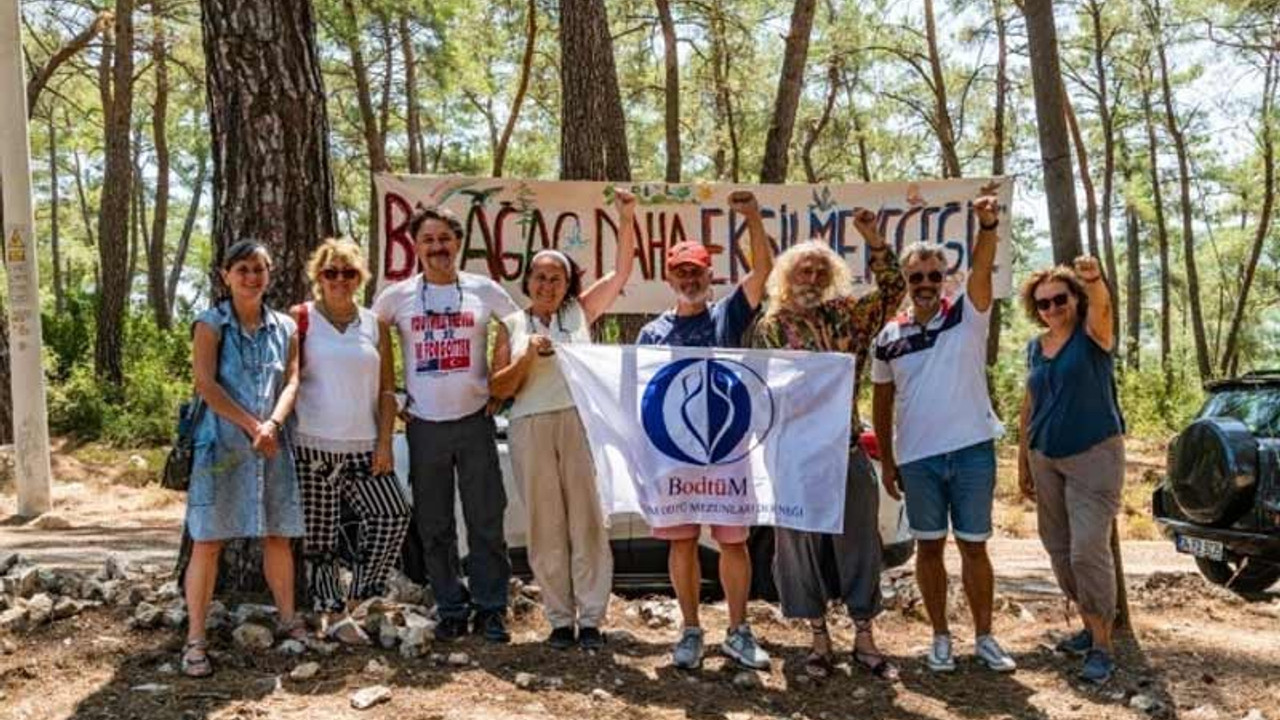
295 444 411 613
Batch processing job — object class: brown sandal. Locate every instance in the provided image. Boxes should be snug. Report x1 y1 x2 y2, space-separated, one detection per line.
853 619 899 681
182 639 213 678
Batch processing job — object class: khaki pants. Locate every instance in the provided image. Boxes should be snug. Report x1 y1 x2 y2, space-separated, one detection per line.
1028 435 1125 621
509 408 612 628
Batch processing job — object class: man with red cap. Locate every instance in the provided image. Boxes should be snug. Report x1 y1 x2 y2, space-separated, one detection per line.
636 190 774 671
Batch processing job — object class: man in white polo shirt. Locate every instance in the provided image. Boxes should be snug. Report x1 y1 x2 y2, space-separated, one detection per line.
870 194 1017 674
373 206 520 644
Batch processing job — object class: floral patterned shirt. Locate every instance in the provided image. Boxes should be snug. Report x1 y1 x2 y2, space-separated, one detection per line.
751 245 907 427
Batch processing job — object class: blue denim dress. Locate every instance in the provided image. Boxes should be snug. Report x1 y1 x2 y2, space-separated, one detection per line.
186 302 304 541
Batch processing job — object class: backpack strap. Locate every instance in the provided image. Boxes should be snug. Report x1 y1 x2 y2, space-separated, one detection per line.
291 302 309 370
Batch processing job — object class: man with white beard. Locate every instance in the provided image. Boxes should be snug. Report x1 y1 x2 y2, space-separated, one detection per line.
750 211 906 680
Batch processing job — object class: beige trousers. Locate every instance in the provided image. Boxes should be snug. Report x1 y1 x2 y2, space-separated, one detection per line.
1028 435 1126 621
509 408 612 628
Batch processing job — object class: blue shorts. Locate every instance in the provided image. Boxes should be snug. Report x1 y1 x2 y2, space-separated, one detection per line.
898 440 996 542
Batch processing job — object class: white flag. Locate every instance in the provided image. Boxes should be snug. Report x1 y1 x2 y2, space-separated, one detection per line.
556 344 855 533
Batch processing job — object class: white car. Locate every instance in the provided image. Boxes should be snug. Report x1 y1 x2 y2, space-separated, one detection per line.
388 417 913 598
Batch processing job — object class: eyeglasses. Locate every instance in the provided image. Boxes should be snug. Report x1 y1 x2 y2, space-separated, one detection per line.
907 270 944 285
321 267 360 281
1035 292 1070 311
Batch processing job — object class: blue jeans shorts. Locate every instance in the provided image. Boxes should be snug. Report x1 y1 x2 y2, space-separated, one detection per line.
898 440 996 542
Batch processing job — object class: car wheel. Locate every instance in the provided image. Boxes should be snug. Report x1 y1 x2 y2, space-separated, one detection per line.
1194 556 1280 595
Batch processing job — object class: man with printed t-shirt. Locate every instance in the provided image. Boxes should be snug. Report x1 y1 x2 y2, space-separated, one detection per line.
870 194 1018 674
373 206 521 643
635 190 773 671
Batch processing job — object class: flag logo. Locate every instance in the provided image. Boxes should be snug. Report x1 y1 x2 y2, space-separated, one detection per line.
640 358 775 466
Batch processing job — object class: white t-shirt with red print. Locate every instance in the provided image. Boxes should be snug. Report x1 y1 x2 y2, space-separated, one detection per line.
374 272 520 422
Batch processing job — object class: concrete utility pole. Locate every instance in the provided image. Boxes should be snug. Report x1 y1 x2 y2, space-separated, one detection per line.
1 0 55 516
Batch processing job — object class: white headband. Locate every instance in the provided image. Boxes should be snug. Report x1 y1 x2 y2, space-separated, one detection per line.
531 249 572 275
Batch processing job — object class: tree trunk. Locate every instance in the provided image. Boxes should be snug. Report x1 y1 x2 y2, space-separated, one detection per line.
196 0 337 596
987 0 1008 368
0 290 10 443
559 0 631 181
339 0 387 302
73 147 95 248
398 15 423 174
924 0 962 178
95 0 135 386
168 149 209 311
148 2 172 329
1063 88 1099 258
802 58 841 184
1220 51 1276 375
494 0 538 178
1088 0 1122 354
130 141 149 289
48 114 64 315
1148 0 1210 379
707 0 739 181
656 0 681 183
1024 0 1082 264
202 0 338 308
1124 155 1142 370
1142 68 1173 395
760 0 817 183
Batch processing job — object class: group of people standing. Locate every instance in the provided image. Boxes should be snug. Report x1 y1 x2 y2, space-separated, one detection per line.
177 187 1126 687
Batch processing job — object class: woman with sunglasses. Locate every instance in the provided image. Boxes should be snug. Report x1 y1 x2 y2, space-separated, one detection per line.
1017 255 1125 684
291 238 410 644
183 240 306 678
487 188 637 651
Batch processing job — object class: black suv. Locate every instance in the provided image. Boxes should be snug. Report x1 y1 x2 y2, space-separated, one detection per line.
1153 371 1280 595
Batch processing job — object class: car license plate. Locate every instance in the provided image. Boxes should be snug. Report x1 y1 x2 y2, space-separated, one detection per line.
1175 534 1224 561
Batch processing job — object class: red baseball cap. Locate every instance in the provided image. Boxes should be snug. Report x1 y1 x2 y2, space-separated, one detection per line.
666 241 712 271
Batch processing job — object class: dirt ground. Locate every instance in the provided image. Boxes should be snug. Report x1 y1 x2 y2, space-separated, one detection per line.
1 439 1278 720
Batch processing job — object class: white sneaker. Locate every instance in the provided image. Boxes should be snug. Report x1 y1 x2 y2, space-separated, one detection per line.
672 627 705 670
975 634 1017 672
721 624 771 669
927 633 956 673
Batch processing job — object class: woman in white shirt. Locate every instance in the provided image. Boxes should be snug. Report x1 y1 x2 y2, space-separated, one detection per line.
489 189 636 651
291 238 410 644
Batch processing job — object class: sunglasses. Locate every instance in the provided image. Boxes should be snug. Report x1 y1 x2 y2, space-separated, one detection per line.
907 270 944 285
1035 292 1070 311
321 267 360 281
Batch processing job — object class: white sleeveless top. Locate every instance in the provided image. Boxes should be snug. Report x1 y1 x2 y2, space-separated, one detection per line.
501 302 592 420
295 302 382 451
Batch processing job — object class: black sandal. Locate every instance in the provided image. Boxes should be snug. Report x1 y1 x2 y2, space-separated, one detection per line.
805 622 834 679
853 620 899 681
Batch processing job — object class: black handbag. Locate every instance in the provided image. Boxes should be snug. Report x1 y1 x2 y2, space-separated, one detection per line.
162 321 226 491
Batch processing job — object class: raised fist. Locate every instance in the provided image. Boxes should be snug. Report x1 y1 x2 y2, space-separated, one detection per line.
728 190 761 217
614 187 637 216
1073 255 1102 282
853 208 884 247
973 195 1000 228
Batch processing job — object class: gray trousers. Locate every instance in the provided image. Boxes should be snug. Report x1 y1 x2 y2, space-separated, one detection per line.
406 410 510 620
1028 435 1125 622
774 447 883 621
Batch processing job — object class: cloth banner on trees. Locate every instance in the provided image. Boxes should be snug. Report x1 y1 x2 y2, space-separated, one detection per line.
374 174 1014 312
555 343 855 533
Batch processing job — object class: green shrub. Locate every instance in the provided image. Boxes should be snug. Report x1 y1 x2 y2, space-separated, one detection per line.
47 309 193 446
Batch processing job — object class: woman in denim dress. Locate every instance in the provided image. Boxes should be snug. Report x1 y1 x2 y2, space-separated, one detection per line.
182 240 306 677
